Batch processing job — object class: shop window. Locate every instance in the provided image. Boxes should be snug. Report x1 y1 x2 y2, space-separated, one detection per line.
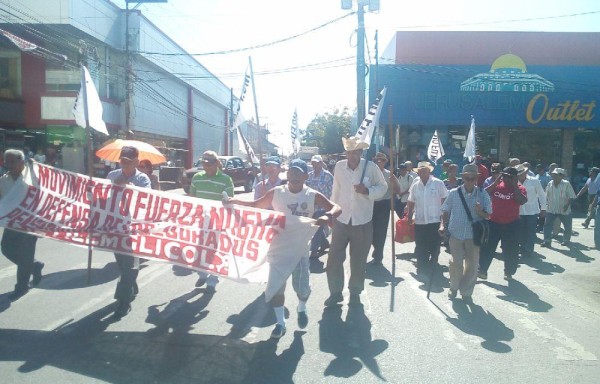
0 53 21 99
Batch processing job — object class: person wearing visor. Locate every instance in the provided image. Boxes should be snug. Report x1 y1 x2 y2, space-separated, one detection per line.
254 156 283 200
189 150 234 292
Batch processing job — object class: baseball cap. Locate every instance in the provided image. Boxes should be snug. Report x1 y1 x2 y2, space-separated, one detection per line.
120 146 139 160
310 155 323 163
264 156 281 166
289 159 308 174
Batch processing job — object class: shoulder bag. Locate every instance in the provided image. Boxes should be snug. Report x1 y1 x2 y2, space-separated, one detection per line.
457 187 489 246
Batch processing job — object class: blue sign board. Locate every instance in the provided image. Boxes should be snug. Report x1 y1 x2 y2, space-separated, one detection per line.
374 54 599 129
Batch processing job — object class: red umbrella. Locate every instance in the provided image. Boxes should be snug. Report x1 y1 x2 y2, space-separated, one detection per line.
96 139 166 164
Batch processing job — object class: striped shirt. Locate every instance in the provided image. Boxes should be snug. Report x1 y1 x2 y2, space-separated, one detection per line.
545 179 576 214
189 169 234 201
306 169 334 198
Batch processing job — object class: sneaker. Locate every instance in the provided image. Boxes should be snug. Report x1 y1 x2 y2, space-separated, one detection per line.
561 241 570 247
448 289 457 299
270 324 286 339
297 311 308 329
349 293 362 307
195 277 206 288
582 222 589 229
324 292 343 307
477 271 487 280
31 262 44 286
462 295 473 304
504 273 513 281
540 241 550 248
113 302 131 319
9 287 29 301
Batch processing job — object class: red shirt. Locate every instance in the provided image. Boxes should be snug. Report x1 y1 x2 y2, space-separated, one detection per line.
489 181 527 224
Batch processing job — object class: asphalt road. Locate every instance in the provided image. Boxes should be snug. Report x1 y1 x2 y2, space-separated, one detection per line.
1 188 599 383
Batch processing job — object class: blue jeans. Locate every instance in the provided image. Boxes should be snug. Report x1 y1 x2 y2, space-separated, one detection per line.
310 209 328 253
543 213 572 243
518 214 538 256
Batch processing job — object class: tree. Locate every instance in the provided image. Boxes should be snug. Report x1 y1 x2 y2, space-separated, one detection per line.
302 107 354 154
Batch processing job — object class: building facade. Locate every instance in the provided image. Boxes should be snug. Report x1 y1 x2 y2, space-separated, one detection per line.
0 0 234 173
372 31 600 181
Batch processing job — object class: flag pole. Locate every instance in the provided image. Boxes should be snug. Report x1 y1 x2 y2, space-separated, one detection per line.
387 104 397 312
248 56 265 188
81 64 94 286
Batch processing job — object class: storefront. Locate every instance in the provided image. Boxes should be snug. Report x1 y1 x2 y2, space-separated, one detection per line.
373 31 600 178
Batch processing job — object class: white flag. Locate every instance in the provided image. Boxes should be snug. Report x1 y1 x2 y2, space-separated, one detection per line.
354 87 387 147
236 119 259 164
73 65 108 135
290 109 299 154
464 116 476 162
427 130 445 164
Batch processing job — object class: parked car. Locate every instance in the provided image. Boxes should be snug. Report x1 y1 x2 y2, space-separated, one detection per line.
182 156 258 194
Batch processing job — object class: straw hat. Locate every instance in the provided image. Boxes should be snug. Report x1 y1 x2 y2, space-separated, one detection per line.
416 161 434 171
342 136 370 151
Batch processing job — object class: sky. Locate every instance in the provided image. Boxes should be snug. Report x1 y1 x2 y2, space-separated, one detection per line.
112 0 600 155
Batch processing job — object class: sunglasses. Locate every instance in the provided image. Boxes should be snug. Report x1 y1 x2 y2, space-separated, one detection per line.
202 159 218 164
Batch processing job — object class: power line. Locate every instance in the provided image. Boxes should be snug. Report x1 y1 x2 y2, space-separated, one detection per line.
134 11 356 56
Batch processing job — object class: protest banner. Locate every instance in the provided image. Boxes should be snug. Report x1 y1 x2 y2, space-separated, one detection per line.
0 162 317 300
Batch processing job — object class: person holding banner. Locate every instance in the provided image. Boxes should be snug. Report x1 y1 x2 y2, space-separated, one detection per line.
325 136 387 307
306 155 334 258
227 159 341 339
189 150 235 293
407 161 448 272
107 146 151 319
0 149 44 301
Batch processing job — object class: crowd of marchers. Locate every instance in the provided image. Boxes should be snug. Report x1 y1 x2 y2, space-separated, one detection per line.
2 142 599 340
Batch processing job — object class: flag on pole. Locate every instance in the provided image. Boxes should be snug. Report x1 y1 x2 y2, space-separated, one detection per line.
236 119 259 164
73 65 108 135
464 116 476 162
233 68 251 123
354 87 387 146
0 28 38 51
290 109 299 154
427 130 445 164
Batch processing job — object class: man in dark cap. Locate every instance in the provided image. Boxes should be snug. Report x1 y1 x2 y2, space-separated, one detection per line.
107 145 151 319
479 166 527 281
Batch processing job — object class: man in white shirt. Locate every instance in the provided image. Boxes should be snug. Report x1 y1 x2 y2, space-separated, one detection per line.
576 167 600 229
0 149 44 301
407 161 448 271
517 164 547 258
325 136 387 307
542 168 576 248
394 163 414 218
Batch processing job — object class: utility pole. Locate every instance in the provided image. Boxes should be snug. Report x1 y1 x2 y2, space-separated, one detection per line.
342 0 380 129
356 2 366 129
124 1 167 135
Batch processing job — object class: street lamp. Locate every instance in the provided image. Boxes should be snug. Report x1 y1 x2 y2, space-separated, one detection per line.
341 0 380 129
